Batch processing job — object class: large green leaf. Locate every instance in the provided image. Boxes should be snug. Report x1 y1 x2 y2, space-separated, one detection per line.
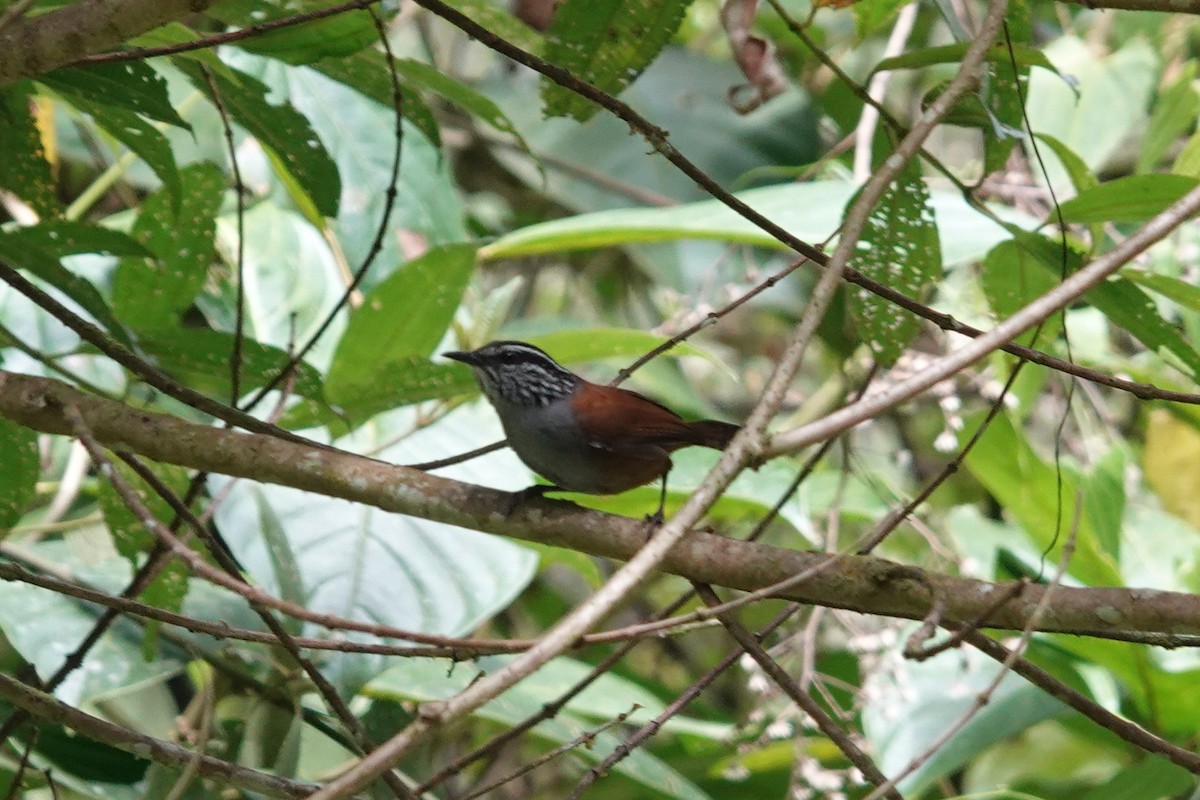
980 239 1062 346
326 244 477 406
1137 61 1200 174
310 49 440 146
847 163 942 366
0 416 37 532
1026 37 1157 187
134 328 325 403
961 411 1121 587
369 656 718 800
39 61 189 130
0 544 180 705
199 202 348 370
223 51 468 278
872 42 1056 75
1086 277 1200 381
3 221 151 259
0 232 131 347
112 162 224 332
542 0 690 122
863 638 1067 796
213 0 378 63
0 83 58 217
179 61 341 218
1056 174 1200 224
481 180 1034 267
209 403 537 695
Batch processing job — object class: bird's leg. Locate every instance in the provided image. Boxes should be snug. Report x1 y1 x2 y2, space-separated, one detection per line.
645 471 668 526
505 483 561 516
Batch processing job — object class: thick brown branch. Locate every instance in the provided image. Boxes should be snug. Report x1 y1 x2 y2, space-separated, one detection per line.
3 369 1200 643
0 0 219 86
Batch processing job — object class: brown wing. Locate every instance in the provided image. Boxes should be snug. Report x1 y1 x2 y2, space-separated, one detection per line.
569 383 727 454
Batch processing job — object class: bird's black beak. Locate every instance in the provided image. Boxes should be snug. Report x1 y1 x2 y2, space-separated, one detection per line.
443 350 477 365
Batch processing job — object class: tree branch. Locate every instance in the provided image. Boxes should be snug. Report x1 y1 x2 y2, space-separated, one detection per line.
0 0 219 86
3 370 1200 644
0 670 315 798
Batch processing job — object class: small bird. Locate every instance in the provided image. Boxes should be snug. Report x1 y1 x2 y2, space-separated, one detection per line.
444 340 741 520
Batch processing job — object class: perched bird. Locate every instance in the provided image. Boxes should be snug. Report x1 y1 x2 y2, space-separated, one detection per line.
445 340 740 520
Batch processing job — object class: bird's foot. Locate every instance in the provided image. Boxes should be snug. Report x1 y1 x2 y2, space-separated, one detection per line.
505 484 558 516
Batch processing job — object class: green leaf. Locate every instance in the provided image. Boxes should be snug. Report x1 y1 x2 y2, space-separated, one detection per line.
0 547 180 699
0 416 37 531
853 0 911 35
523 328 711 366
222 51 469 271
542 0 690 121
863 640 1067 796
21 716 149 783
179 61 341 218
95 461 192 638
1137 61 1200 174
1126 269 1200 313
1026 37 1157 187
391 58 533 159
39 61 189 130
59 93 183 210
443 0 544 55
113 162 224 331
1056 174 1200 224
210 404 538 695
1082 446 1125 563
283 358 473 430
871 42 1056 75
0 232 131 347
216 0 378 63
311 49 440 146
980 239 1062 346
1081 757 1195 800
3 221 152 259
133 328 325 403
1173 128 1200 177
481 180 1035 267
1033 132 1098 194
369 656 719 800
0 83 58 217
961 410 1121 586
847 163 941 366
1088 277 1200 380
326 244 477 407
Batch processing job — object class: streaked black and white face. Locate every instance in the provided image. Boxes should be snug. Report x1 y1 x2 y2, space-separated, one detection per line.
445 341 578 408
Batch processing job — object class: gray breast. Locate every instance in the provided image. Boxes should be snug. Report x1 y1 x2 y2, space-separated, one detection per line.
490 396 608 492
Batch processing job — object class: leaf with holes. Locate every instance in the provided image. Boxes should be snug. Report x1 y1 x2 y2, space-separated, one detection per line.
59 93 183 211
542 0 690 121
0 416 37 532
95 460 193 653
112 162 224 332
133 328 325 404
39 61 189 129
0 84 58 217
847 164 942 366
0 232 131 346
179 61 340 218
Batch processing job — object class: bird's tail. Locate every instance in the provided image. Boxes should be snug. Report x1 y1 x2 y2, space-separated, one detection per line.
687 420 741 450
